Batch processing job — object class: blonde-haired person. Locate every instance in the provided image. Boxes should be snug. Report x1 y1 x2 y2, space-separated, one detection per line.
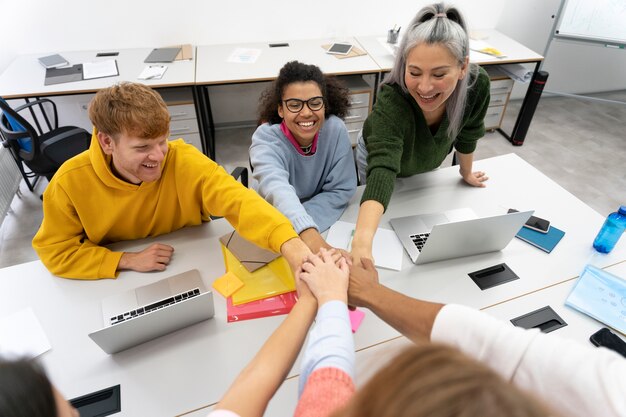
334 343 552 417
347 258 626 417
352 2 490 264
33 82 311 279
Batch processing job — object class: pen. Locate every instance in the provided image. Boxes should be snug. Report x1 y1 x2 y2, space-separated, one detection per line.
605 44 625 49
396 26 401 33
347 229 355 251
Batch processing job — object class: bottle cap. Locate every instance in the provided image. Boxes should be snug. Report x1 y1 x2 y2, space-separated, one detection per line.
619 205 626 215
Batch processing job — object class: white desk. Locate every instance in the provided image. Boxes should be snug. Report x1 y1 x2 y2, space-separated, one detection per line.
356 29 544 71
483 261 626 344
0 154 624 416
195 37 380 85
0 48 197 99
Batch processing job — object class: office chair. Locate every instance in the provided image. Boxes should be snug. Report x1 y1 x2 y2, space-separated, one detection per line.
0 97 90 192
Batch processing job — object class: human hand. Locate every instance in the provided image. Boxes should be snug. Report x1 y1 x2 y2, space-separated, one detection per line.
118 243 174 272
348 257 380 308
299 248 349 306
350 243 373 270
460 170 488 187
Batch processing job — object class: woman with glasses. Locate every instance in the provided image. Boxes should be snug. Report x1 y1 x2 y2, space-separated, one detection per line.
352 3 491 265
250 61 357 253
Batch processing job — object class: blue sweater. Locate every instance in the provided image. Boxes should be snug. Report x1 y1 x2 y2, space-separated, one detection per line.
250 115 357 233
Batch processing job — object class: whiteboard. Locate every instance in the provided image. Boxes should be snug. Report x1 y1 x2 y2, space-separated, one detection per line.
555 0 626 45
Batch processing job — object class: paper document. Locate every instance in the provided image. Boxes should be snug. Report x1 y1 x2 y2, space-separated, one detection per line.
0 308 51 359
326 221 403 271
497 63 533 83
565 264 626 334
469 40 506 58
227 48 262 64
82 59 119 80
138 65 168 80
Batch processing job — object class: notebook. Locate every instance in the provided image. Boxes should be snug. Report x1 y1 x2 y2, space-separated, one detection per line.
144 47 182 63
515 225 565 253
44 64 83 85
38 54 69 69
88 269 214 354
389 208 533 264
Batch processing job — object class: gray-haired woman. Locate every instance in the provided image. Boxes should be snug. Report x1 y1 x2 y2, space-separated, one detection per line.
352 2 491 264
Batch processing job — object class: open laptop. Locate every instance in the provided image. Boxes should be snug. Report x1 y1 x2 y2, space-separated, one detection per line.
389 208 533 264
88 269 214 354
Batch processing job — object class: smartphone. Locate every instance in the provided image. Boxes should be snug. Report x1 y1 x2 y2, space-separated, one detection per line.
326 43 353 55
508 208 550 233
589 328 626 358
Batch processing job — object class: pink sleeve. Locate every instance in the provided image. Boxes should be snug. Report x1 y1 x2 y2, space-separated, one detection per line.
294 367 355 417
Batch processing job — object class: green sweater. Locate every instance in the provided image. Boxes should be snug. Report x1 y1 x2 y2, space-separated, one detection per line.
361 66 490 210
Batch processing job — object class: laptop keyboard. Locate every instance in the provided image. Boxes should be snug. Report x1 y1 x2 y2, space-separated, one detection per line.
109 288 201 325
410 233 430 252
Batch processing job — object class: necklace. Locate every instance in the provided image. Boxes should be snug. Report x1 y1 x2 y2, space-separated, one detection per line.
300 144 313 154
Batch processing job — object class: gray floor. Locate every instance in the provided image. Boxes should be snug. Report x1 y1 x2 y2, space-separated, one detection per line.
1 91 625 268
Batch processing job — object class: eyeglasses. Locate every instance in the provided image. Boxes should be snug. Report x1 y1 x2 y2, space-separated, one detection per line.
282 96 325 113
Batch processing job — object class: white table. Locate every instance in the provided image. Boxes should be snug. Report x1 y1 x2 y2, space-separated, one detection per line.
0 153 624 416
0 47 197 99
195 37 380 85
357 29 544 71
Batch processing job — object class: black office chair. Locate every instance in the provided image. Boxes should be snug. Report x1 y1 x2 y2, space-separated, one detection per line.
0 97 91 192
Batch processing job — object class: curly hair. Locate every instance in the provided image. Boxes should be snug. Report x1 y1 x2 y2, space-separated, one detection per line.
257 61 351 125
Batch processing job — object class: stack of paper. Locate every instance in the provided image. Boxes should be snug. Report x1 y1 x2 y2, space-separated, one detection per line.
82 59 119 80
325 221 403 271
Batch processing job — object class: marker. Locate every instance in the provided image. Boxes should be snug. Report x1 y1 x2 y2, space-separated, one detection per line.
347 229 355 251
605 44 625 49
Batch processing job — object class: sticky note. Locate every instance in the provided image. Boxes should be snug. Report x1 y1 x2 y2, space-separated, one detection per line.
349 308 365 333
212 272 244 298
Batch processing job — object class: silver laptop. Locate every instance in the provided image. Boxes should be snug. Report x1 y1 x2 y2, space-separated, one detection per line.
389 208 533 264
88 269 214 354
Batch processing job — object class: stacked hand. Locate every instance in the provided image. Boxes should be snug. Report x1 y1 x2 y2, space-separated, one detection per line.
297 248 349 306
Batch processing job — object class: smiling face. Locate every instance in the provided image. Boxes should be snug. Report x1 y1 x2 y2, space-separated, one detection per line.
277 81 325 147
97 131 168 184
404 43 468 123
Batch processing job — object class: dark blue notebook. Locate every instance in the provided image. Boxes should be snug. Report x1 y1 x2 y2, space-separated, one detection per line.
515 225 565 253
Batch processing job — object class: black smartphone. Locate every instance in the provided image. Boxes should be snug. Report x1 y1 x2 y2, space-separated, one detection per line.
589 327 626 358
508 208 550 233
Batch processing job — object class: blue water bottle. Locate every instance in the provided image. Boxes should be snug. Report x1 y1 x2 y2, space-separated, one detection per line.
593 205 626 253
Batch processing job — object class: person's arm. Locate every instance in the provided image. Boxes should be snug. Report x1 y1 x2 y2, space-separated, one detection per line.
456 152 488 187
432 305 626 417
300 228 331 253
32 183 124 279
301 121 357 234
349 201 384 266
280 237 313 276
214 292 317 417
348 258 443 342
200 162 299 255
250 127 319 235
295 249 355 417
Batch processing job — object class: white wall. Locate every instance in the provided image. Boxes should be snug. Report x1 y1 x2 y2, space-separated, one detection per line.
2 0 625 112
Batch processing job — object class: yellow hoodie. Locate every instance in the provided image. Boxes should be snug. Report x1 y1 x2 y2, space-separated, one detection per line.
32 133 297 279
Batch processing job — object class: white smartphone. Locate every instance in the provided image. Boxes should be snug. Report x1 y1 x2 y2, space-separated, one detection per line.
326 43 353 55
508 208 550 233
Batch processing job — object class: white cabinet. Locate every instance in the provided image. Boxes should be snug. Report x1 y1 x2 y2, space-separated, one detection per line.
482 67 514 131
340 76 373 146
159 88 203 152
